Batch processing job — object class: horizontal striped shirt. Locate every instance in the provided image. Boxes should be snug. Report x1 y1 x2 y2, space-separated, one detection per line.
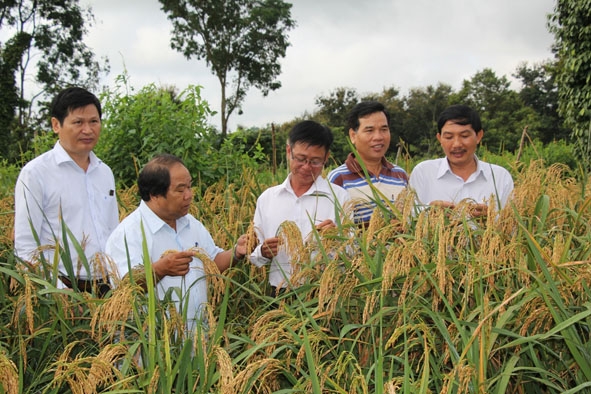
328 153 408 223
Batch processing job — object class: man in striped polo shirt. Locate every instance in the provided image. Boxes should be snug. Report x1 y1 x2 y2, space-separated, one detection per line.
328 101 408 225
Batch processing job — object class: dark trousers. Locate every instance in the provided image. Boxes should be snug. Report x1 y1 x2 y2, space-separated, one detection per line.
59 276 111 298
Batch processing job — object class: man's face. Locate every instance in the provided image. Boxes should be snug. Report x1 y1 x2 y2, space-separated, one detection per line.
154 163 194 222
437 120 483 169
52 104 101 159
287 142 328 186
349 111 390 163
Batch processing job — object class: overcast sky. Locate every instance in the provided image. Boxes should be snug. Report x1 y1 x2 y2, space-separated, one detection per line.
80 0 557 131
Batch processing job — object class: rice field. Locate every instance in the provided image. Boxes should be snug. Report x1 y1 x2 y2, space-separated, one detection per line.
1 161 591 393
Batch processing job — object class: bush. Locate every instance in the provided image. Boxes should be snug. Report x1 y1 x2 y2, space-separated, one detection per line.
96 73 265 189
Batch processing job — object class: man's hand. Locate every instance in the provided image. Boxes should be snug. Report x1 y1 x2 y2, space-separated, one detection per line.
261 237 279 259
234 234 248 261
153 250 195 278
468 203 488 218
315 219 336 231
430 200 455 209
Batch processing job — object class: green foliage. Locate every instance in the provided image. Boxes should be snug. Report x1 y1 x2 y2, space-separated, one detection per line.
401 83 453 156
514 61 570 143
159 0 296 139
0 160 19 199
0 130 57 198
549 0 591 172
520 139 577 171
314 86 359 130
0 0 108 162
16 130 58 166
452 68 538 153
96 74 264 188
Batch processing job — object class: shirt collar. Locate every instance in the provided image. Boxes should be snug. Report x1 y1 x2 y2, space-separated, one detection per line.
437 155 486 180
138 200 190 234
54 141 100 169
345 152 392 175
280 173 331 197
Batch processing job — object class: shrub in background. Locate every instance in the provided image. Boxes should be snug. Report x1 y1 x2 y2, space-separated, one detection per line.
96 73 264 189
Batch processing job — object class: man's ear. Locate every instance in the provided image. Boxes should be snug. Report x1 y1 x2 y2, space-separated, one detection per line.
476 129 484 143
348 128 357 143
51 117 61 134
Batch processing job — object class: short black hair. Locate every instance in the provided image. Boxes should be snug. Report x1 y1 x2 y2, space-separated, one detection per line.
138 154 184 201
437 104 482 134
288 120 333 152
50 87 102 125
347 101 390 132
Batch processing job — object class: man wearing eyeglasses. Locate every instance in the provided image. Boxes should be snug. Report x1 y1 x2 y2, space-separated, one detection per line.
328 101 409 224
249 120 350 295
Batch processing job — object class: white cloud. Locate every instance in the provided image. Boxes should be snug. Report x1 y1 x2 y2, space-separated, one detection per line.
80 0 556 131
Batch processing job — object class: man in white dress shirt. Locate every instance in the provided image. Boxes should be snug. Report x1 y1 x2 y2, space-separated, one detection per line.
249 120 350 295
14 87 119 296
105 154 247 331
409 104 514 217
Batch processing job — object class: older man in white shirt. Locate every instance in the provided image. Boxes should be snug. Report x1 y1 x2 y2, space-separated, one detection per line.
106 154 247 332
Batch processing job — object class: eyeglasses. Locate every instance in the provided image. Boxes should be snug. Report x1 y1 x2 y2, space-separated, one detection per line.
290 153 325 168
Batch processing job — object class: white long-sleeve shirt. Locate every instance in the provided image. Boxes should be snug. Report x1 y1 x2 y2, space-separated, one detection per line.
250 174 350 288
105 200 223 331
409 156 514 210
14 141 119 280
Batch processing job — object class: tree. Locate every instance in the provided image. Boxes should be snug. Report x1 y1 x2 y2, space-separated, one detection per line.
159 0 296 140
451 68 537 152
314 87 359 130
0 0 108 161
401 83 452 157
549 0 591 170
513 61 570 143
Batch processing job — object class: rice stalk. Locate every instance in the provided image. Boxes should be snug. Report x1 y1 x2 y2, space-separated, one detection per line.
276 220 306 289
0 351 18 394
90 280 141 342
190 247 225 306
231 358 281 393
23 272 37 333
52 342 127 394
210 346 233 394
147 364 160 394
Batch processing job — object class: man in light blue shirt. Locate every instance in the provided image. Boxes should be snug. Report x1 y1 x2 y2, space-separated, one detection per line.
106 154 246 331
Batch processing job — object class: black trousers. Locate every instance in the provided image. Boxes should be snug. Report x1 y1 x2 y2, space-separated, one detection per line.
59 276 111 298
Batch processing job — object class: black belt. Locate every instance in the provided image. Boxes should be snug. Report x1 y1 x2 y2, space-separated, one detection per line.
59 276 111 298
